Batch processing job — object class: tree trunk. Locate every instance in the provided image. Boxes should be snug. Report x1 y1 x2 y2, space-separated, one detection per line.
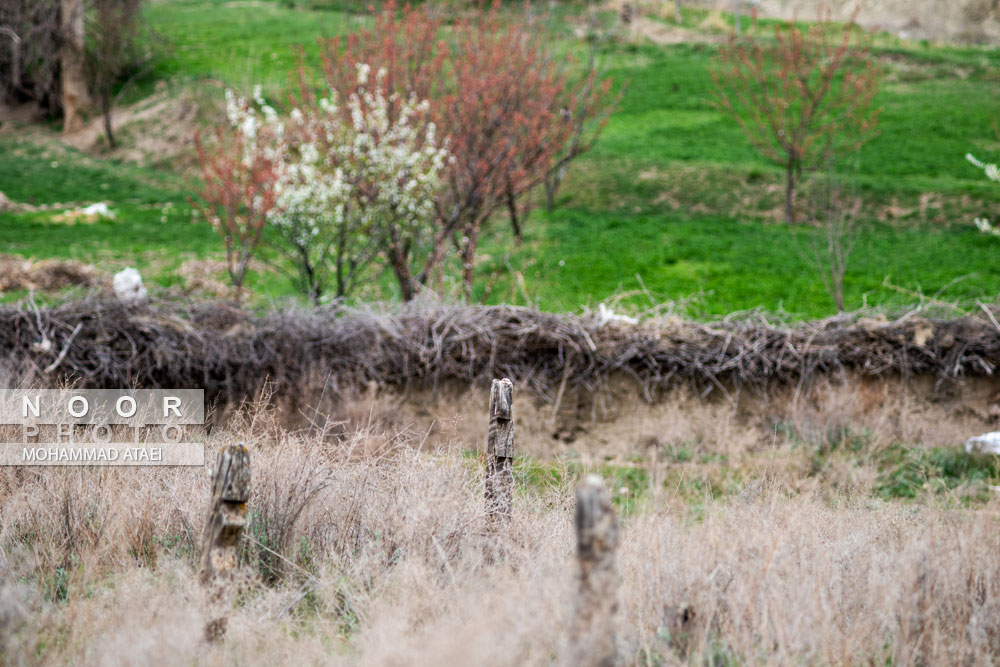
101 96 116 148
305 263 321 306
60 0 90 134
460 223 481 298
0 28 21 92
506 185 523 243
784 161 797 226
387 234 417 301
832 258 846 313
545 163 567 212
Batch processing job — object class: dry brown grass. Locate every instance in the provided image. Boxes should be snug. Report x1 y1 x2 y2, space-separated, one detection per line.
1 388 999 666
334 374 998 462
0 255 96 293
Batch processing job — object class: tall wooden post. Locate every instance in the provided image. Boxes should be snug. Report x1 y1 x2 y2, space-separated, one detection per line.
567 474 619 667
485 378 514 525
199 443 250 641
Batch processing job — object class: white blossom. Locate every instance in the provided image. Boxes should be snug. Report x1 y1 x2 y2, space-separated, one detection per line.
967 153 1000 182
974 217 1000 237
356 63 371 86
222 64 451 297
967 153 1000 236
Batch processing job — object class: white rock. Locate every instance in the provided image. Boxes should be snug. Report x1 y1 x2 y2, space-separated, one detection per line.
113 267 147 303
965 432 1000 454
79 202 114 218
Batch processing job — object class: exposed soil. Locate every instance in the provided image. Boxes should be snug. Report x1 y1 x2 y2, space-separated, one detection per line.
59 86 205 166
600 0 1000 44
0 254 97 293
693 0 1000 43
177 258 238 298
575 7 723 45
0 191 34 214
332 372 1000 460
4 297 1000 440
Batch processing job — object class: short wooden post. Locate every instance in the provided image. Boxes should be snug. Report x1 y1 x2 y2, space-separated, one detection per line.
485 378 515 525
199 443 250 641
620 2 633 25
567 474 619 667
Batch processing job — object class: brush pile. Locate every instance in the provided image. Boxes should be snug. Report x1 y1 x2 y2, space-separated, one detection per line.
1 296 998 404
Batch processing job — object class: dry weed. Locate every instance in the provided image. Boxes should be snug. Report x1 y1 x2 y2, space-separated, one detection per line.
0 398 997 665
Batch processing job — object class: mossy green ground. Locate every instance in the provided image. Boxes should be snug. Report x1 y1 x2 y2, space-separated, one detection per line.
3 1 1000 317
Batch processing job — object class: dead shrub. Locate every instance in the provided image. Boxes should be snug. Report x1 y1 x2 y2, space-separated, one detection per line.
3 296 1000 412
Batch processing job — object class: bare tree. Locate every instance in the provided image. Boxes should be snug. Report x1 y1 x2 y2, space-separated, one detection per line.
1 1 62 116
2 1 149 140
193 112 283 301
83 0 148 148
803 162 861 313
541 50 619 214
711 9 882 225
0 26 21 93
320 1 617 298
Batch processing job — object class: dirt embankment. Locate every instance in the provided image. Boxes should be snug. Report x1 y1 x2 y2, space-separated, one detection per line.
336 372 997 460
697 0 1000 43
2 297 998 455
6 297 1000 398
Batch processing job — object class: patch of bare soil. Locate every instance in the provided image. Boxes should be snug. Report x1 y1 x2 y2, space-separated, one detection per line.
876 52 974 83
0 254 96 292
60 86 204 166
0 192 35 214
578 0 722 45
693 0 1000 43
631 16 722 44
177 258 237 298
0 101 44 131
336 373 1000 460
636 164 990 226
594 17 721 45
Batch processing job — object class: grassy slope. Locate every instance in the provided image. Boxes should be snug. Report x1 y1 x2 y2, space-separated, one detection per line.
146 0 359 94
2 2 1000 316
476 37 1000 315
0 1 357 300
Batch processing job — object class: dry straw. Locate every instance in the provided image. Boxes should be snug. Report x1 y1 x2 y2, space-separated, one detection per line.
2 415 999 665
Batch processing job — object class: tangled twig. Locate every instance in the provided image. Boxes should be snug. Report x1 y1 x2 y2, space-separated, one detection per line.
1 296 997 405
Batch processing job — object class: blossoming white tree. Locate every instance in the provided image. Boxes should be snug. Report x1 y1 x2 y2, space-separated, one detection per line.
966 153 1000 238
328 65 450 301
207 66 450 302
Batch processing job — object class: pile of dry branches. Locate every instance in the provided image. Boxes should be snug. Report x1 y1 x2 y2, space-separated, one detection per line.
2 296 998 405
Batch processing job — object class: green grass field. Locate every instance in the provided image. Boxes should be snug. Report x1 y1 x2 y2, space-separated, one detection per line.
4 0 1000 317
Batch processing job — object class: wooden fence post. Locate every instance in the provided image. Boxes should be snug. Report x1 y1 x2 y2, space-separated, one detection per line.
485 378 514 525
199 443 250 640
567 474 619 667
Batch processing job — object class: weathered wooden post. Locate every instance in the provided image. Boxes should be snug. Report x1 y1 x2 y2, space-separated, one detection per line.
199 443 250 641
485 378 515 526
567 474 620 667
620 2 633 25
